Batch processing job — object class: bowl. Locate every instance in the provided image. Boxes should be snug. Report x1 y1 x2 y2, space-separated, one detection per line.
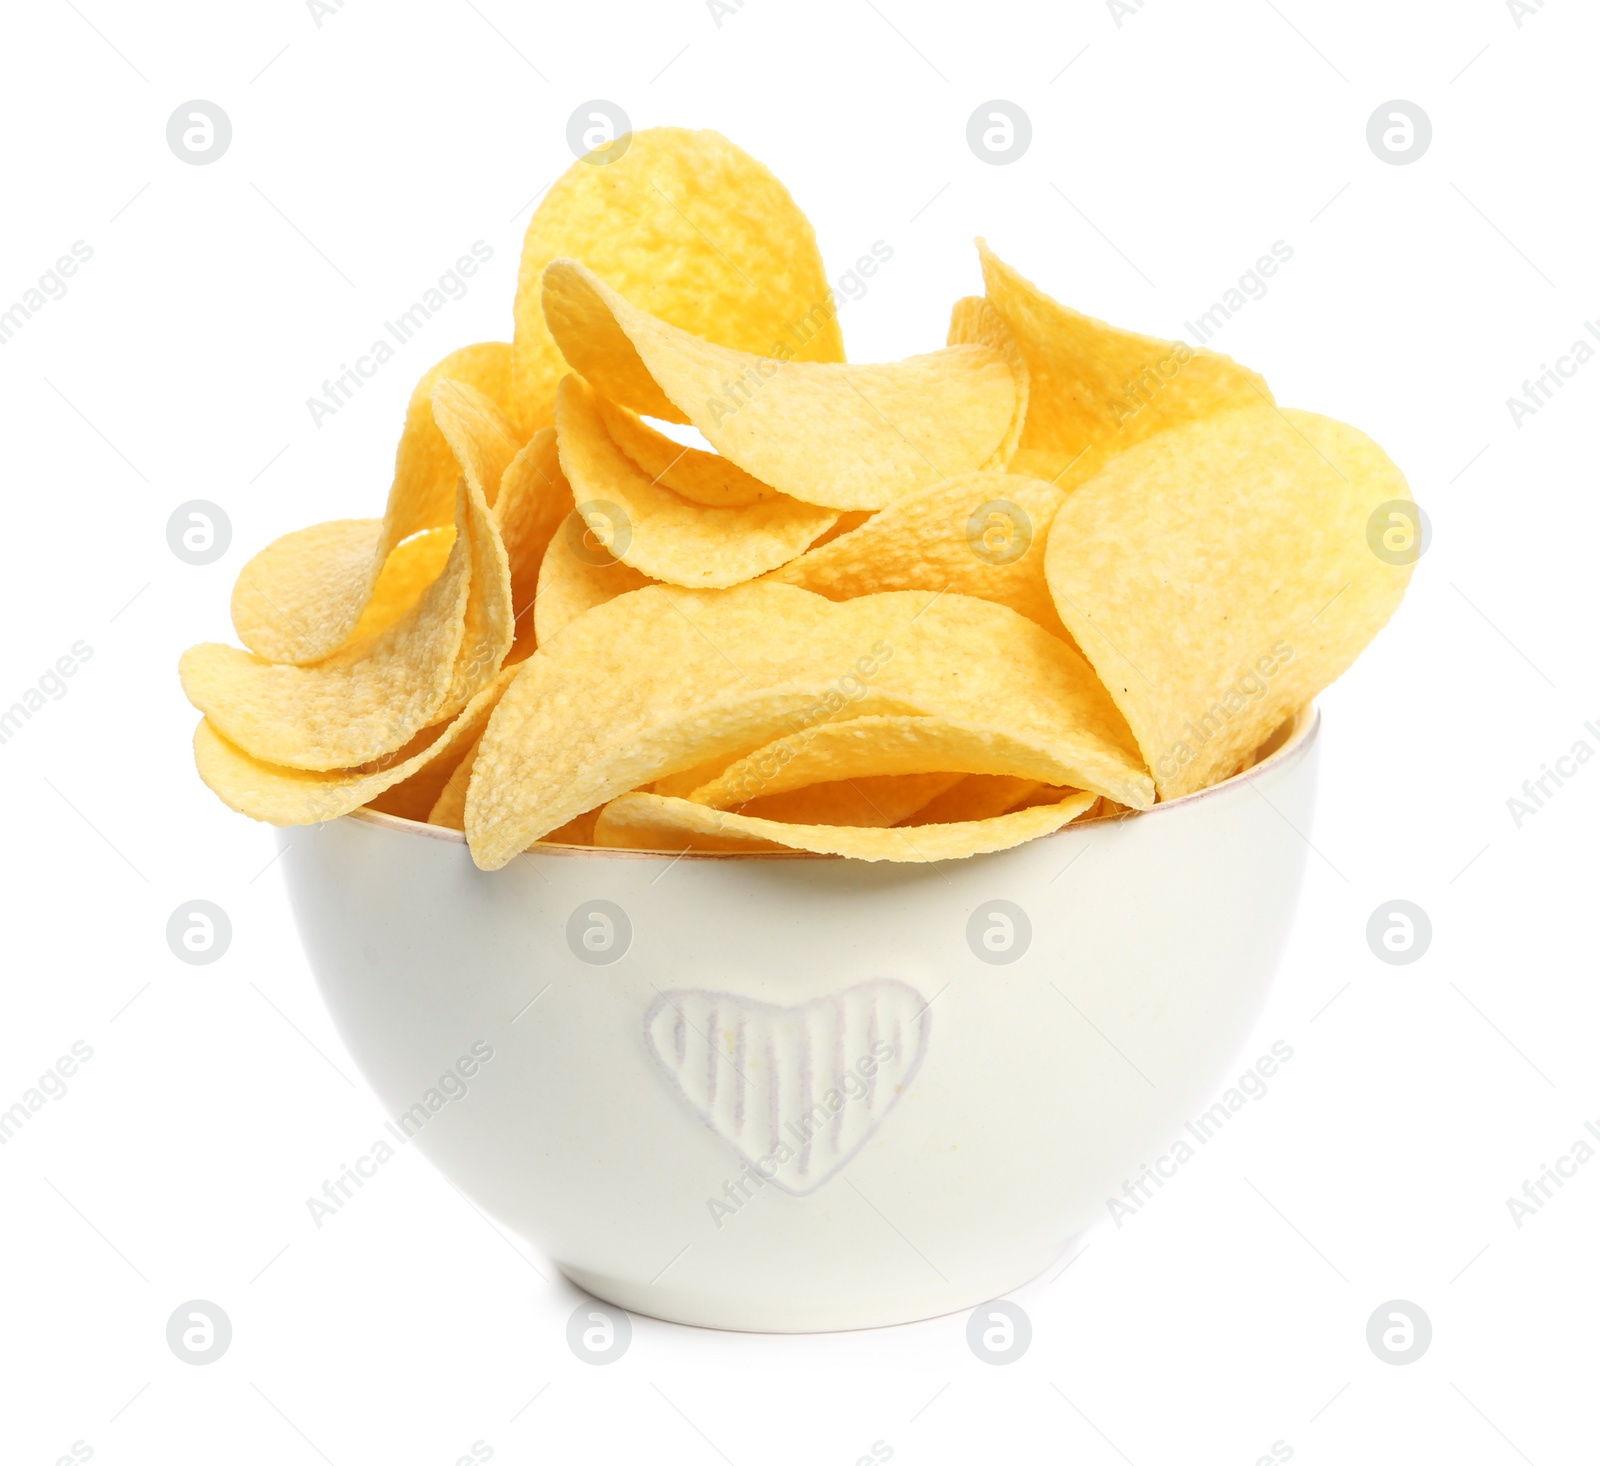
278 705 1319 1332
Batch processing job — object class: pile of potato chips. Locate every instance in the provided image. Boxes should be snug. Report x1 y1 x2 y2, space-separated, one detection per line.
182 128 1415 869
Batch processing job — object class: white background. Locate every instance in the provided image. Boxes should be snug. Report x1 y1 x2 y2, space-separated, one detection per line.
1 1 1596 1461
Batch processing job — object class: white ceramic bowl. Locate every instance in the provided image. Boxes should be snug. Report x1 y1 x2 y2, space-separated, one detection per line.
280 707 1318 1332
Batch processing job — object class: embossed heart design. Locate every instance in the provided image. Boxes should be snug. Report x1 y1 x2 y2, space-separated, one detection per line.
643 979 931 1196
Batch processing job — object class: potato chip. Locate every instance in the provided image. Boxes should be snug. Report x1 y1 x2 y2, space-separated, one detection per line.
231 342 514 664
595 396 775 507
736 773 964 828
591 789 1096 859
464 582 1151 868
542 260 1018 510
978 243 1269 491
181 380 517 770
556 375 836 587
1045 405 1414 798
430 748 601 846
492 427 571 662
947 296 1029 468
349 527 456 644
766 470 1067 637
899 775 1047 826
429 380 519 709
512 127 844 435
191 667 514 826
687 713 1103 813
532 510 653 646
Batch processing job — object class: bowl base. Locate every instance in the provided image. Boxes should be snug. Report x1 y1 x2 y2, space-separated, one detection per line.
560 1237 1080 1334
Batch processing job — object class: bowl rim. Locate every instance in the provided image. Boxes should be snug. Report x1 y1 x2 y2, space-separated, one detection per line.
341 704 1321 863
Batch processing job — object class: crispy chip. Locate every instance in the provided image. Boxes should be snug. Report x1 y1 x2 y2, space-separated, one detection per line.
429 380 519 708
687 713 1100 812
596 396 775 507
542 260 1018 510
350 528 456 645
767 470 1067 637
556 375 836 587
431 759 602 847
464 583 1151 868
492 427 572 662
979 243 1269 490
181 380 517 770
736 773 964 828
591 789 1096 860
948 296 1029 468
231 342 513 664
1046 406 1414 799
512 128 843 435
191 668 514 826
533 510 653 645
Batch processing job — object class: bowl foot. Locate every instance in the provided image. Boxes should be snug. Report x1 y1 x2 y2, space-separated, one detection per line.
560 1237 1081 1334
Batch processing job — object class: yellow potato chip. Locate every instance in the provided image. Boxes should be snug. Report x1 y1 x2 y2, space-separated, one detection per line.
191 668 514 826
349 527 456 645
464 583 1151 868
556 375 836 587
1045 406 1414 799
231 342 514 664
688 713 1100 812
595 396 776 507
181 380 517 770
183 489 474 769
533 510 653 646
512 128 844 435
766 470 1067 637
899 775 1047 826
492 427 572 662
542 260 1018 510
947 295 1029 469
979 243 1269 490
736 773 964 828
429 380 519 709
591 789 1096 860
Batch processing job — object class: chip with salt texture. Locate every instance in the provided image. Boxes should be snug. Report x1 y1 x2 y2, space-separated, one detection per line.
183 484 474 770
979 243 1269 491
512 127 843 436
595 395 776 507
464 582 1151 868
191 668 514 826
181 379 517 770
231 342 513 665
533 510 653 646
428 746 600 847
1045 405 1415 799
541 260 1018 510
591 789 1096 860
556 375 836 587
767 470 1067 638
